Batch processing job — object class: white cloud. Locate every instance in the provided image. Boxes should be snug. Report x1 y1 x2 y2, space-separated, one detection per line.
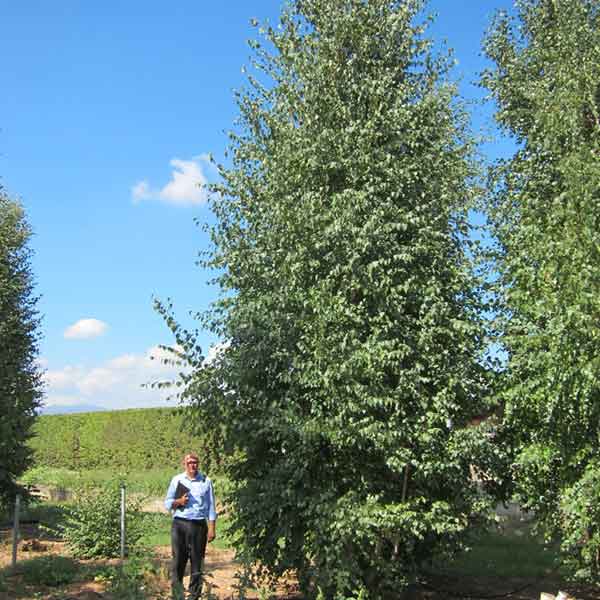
107 353 138 370
42 344 187 411
132 155 211 207
64 318 108 340
43 365 84 388
78 367 121 395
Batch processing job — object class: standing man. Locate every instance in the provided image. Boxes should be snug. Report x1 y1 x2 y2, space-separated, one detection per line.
164 452 217 600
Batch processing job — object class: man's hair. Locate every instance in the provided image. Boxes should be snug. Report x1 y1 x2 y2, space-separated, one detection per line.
182 452 200 466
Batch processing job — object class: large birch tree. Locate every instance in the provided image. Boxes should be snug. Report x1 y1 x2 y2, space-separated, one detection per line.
162 0 495 596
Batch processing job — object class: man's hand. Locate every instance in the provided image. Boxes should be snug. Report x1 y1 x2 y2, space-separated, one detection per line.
207 520 216 543
172 493 188 510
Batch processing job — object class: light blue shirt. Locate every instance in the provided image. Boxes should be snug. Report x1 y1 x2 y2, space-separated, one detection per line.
164 471 217 522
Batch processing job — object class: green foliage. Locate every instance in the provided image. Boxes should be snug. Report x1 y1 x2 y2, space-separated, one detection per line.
0 190 42 510
21 465 176 496
482 0 600 581
29 407 220 474
60 480 144 558
137 511 173 547
159 0 496 597
559 461 600 581
94 551 160 600
19 555 81 587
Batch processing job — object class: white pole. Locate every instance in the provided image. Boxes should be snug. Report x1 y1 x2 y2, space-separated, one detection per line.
120 484 126 560
11 494 20 569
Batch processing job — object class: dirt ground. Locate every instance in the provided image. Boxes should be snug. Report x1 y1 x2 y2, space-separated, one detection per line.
1 527 599 600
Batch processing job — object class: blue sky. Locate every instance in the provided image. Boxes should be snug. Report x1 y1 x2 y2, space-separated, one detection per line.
0 1 513 412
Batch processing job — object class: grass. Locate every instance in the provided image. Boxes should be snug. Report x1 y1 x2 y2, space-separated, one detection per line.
20 466 177 496
0 554 86 600
434 517 558 579
140 511 232 550
18 555 82 586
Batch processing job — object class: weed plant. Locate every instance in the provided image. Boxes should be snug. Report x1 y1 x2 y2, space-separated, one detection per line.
94 551 161 600
19 555 81 587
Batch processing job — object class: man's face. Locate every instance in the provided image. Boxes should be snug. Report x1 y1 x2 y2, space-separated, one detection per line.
185 456 199 478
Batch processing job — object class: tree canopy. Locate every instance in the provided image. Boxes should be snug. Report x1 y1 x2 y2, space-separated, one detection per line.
483 0 600 580
160 0 496 596
0 189 42 509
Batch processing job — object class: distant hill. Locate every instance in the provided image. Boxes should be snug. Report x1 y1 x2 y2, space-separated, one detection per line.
39 403 108 415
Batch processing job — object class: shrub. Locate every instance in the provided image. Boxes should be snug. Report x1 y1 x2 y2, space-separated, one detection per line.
60 480 145 558
20 555 80 586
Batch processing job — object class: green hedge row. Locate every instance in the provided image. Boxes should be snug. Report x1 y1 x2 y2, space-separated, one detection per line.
29 408 220 473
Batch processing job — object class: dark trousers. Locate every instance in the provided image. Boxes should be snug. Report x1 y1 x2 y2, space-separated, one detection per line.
171 517 208 600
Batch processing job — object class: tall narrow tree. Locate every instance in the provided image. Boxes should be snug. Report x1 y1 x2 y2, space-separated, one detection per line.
161 0 493 596
483 0 600 580
0 190 42 509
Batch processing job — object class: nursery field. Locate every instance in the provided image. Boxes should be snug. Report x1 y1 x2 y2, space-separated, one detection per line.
28 408 221 475
19 466 190 499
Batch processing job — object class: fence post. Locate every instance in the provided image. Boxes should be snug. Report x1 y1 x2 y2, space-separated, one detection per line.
11 493 20 569
120 484 126 560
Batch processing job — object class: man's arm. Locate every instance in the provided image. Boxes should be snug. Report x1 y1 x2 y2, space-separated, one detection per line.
207 520 216 543
207 479 217 542
164 476 188 512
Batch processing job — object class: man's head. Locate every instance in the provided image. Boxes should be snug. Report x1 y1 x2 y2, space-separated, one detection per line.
183 452 199 478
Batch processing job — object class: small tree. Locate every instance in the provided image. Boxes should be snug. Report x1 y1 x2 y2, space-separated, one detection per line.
60 481 145 558
161 0 495 596
483 0 600 581
0 189 42 510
